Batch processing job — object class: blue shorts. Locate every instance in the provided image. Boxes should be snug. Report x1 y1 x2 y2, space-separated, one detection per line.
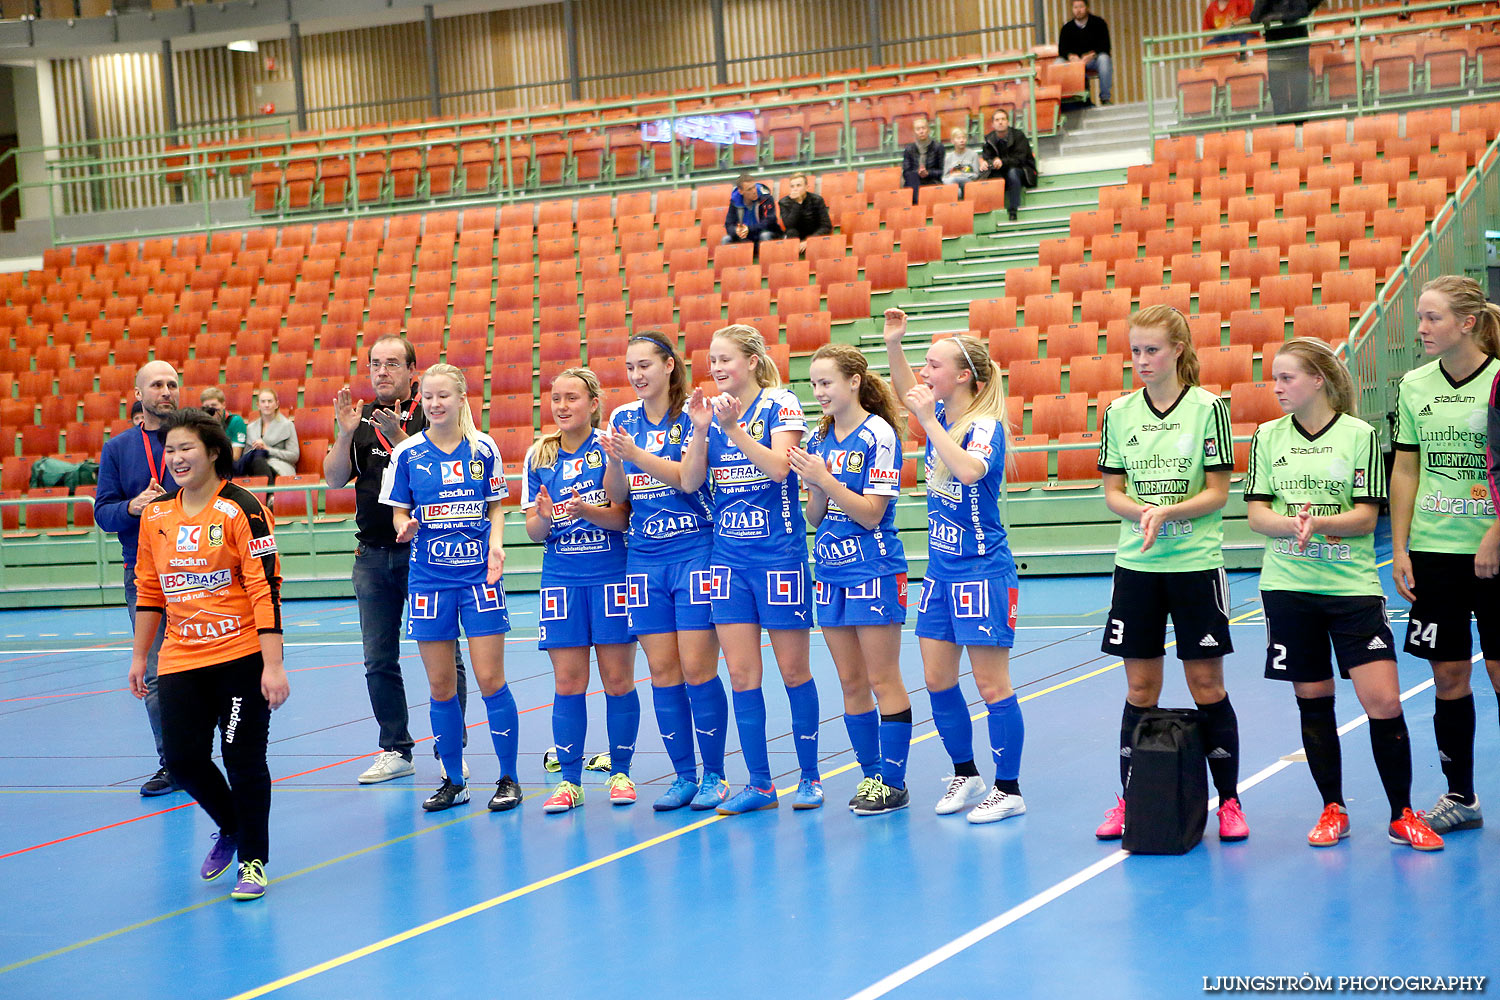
407 582 512 642
709 561 813 630
815 573 909 628
915 573 1018 647
539 582 635 649
626 552 716 636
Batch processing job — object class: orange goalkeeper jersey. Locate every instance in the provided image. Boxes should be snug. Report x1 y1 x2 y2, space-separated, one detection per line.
134 481 283 674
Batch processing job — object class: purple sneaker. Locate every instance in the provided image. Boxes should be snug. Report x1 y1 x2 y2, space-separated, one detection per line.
230 860 267 901
200 832 238 881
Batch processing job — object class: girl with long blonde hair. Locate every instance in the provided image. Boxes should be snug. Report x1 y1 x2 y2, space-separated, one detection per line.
882 308 1025 824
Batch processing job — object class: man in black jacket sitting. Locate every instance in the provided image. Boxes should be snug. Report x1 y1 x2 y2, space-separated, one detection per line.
778 172 833 256
901 116 944 205
981 109 1038 222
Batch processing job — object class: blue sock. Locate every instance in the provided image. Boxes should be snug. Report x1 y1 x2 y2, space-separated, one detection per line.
879 714 913 790
482 685 519 780
686 676 729 775
731 687 771 787
652 683 697 780
844 709 880 779
786 677 821 780
928 684 976 770
605 689 640 777
987 695 1025 783
428 694 466 789
552 692 587 785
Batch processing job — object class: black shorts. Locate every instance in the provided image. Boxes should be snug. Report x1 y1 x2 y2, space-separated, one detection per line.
1261 590 1396 682
1102 565 1233 660
1403 550 1500 661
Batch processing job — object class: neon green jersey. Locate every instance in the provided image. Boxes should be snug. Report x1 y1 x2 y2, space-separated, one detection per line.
1394 356 1499 554
1098 385 1234 571
1244 412 1387 596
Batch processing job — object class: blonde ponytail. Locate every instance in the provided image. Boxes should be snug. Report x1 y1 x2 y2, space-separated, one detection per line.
931 334 1010 490
713 324 781 388
1277 338 1356 415
531 367 603 471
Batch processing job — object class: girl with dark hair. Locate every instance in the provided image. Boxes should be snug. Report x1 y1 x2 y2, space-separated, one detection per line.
128 407 288 901
601 333 730 811
789 344 912 816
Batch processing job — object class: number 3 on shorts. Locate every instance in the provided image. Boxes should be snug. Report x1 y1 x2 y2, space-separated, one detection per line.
1107 618 1125 645
1269 643 1288 671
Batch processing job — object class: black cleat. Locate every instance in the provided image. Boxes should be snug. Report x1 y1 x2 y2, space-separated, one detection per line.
140 767 179 797
852 779 911 816
423 777 470 812
488 775 523 812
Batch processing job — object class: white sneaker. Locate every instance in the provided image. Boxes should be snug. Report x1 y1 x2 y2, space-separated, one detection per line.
935 774 988 815
439 758 471 781
357 751 415 784
967 787 1026 824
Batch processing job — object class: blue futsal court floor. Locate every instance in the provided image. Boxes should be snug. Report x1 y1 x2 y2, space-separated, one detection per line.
2 534 1497 999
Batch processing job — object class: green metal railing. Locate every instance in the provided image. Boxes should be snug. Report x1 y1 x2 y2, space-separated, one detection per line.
0 51 1041 246
1144 1 1500 141
1345 127 1500 445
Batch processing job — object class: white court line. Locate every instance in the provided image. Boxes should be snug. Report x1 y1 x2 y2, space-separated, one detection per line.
846 672 1448 1000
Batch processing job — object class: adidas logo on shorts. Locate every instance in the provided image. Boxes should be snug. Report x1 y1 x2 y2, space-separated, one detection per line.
1273 456 1288 467
1366 636 1387 650
1199 635 1218 647
1419 403 1433 416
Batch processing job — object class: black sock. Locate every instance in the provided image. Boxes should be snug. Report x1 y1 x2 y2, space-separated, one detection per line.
1296 695 1344 807
880 708 914 723
1369 715 1413 822
953 759 980 778
1119 701 1150 791
1432 694 1476 803
1195 695 1241 803
995 778 1021 795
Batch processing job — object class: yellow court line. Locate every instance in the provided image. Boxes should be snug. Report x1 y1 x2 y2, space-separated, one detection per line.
228 602 1269 999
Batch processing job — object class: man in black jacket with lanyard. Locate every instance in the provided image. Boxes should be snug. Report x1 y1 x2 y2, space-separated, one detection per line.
324 335 468 784
778 172 833 256
95 360 181 795
981 109 1038 221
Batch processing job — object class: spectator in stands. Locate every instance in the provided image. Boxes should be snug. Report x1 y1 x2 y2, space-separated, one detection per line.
981 110 1038 222
901 116 945 205
95 360 181 797
200 387 247 464
778 172 832 256
1058 0 1114 105
323 334 469 785
1203 0 1254 39
130 400 145 427
722 175 783 249
1252 0 1322 122
241 387 300 482
943 128 983 197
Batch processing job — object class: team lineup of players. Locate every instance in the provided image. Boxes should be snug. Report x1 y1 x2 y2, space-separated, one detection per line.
133 274 1500 898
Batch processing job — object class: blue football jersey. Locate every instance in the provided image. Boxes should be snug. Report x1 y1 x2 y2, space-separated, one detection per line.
923 401 1014 580
700 388 808 567
609 400 714 565
523 428 628 586
380 431 507 591
807 414 906 585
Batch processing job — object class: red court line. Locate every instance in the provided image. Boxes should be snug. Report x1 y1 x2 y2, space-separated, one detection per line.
0 669 657 861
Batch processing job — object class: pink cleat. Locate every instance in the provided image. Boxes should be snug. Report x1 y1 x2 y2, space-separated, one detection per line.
1095 795 1125 840
1217 797 1249 841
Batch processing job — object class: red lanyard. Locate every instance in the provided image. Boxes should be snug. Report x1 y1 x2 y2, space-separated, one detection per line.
140 426 160 483
373 392 420 453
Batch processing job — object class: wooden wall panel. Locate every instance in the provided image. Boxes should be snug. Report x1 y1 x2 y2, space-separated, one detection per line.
575 0 716 100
